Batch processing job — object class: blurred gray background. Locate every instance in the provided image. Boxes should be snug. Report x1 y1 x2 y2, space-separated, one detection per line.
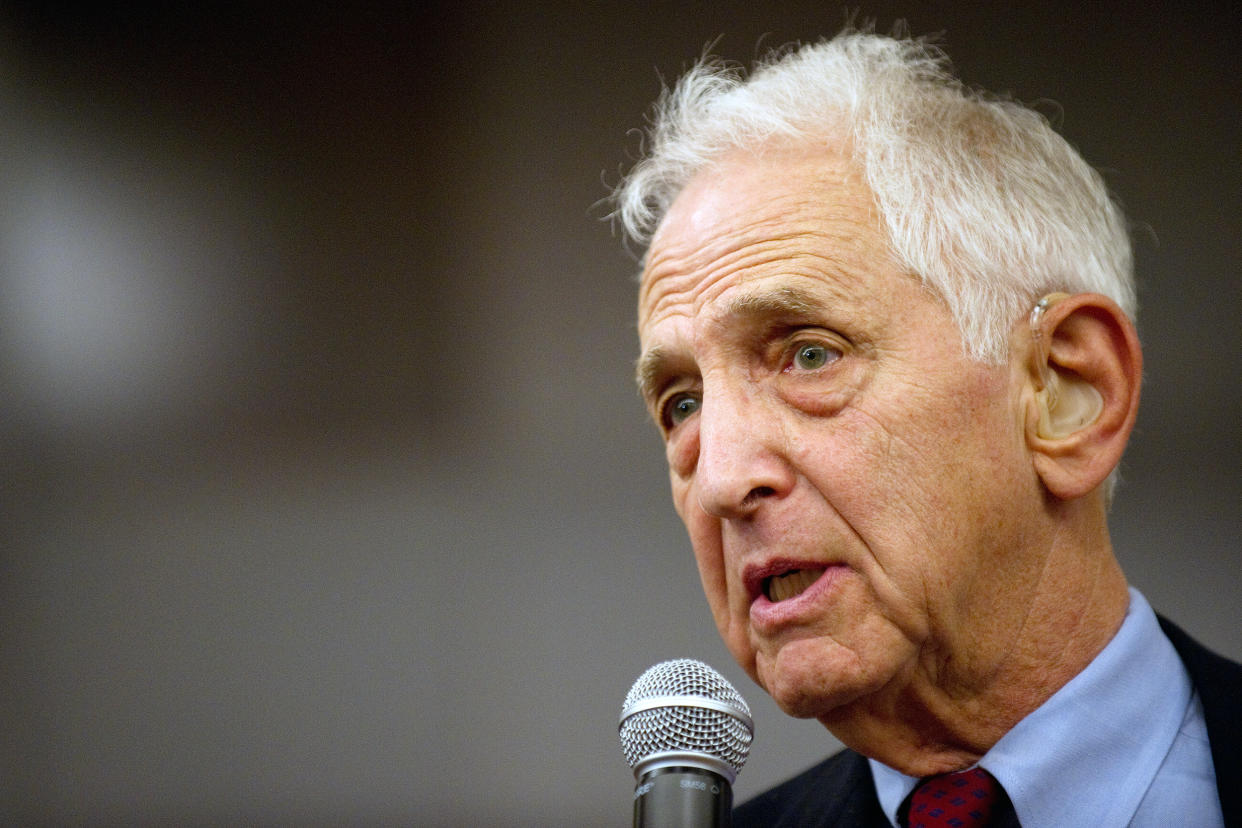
1 2 1237 825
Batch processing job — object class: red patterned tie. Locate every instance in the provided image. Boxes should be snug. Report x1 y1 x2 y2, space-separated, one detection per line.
903 767 1002 828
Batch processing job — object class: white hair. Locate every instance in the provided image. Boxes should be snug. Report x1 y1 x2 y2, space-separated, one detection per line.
613 31 1136 363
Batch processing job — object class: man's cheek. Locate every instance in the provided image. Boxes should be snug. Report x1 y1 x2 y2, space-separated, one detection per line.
684 523 735 630
690 538 728 611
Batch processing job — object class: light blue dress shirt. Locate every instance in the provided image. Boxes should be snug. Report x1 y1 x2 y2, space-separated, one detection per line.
870 588 1222 827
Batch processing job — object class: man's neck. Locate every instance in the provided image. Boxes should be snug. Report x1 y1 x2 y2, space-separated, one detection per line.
819 517 1130 777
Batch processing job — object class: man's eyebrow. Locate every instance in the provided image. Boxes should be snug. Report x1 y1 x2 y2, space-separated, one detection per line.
635 345 677 406
722 285 825 321
635 286 831 404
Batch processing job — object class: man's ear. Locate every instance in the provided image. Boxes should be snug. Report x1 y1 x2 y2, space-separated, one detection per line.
1022 293 1142 501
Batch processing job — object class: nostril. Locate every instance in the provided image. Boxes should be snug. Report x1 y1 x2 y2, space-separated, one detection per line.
743 486 776 506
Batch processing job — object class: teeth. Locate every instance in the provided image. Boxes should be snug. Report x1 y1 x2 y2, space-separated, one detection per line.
766 569 822 602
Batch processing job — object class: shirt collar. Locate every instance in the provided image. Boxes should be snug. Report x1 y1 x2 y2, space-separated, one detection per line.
870 588 1191 828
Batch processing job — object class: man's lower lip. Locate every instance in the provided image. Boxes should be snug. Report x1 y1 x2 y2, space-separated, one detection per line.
750 566 845 629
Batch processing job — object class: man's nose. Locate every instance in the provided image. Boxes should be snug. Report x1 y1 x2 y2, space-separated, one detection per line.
693 385 793 519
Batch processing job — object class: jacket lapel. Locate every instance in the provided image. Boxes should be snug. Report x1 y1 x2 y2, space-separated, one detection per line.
1159 617 1242 827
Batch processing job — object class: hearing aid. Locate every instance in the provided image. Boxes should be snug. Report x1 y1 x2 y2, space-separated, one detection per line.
1029 293 1104 438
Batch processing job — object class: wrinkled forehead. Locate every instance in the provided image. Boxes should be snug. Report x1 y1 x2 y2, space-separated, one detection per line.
637 143 880 331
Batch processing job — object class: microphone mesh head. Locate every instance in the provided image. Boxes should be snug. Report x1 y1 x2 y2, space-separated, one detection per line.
619 658 753 777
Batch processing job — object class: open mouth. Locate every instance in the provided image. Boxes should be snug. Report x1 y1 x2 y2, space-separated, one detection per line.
764 568 826 602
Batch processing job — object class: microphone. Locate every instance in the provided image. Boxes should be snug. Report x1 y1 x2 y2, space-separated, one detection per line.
619 659 754 828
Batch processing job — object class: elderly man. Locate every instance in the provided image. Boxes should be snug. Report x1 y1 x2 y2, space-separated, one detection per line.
613 30 1240 827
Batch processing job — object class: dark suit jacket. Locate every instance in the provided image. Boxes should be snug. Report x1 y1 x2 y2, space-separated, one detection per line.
734 618 1242 827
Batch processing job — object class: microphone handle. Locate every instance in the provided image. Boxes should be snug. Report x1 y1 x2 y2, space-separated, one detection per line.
633 766 731 828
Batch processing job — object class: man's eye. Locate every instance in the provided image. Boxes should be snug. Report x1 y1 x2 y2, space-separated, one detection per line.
792 342 840 371
661 392 701 428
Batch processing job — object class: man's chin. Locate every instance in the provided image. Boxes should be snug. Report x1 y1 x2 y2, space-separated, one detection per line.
755 646 869 720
